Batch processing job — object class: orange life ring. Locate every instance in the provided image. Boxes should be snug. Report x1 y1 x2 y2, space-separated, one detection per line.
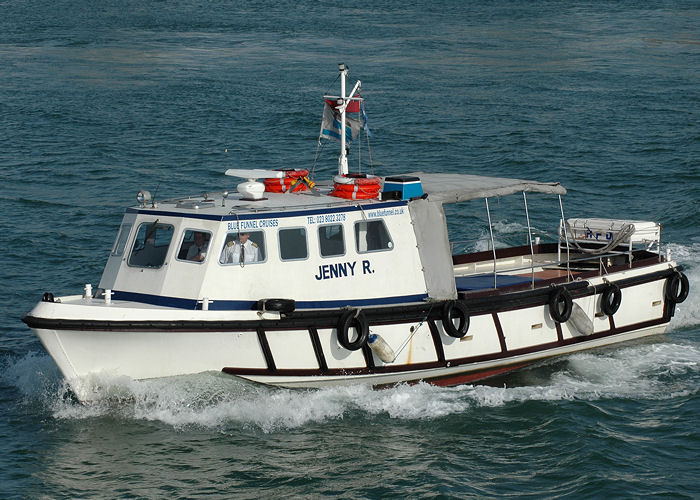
333 174 381 185
330 174 381 199
330 184 381 199
331 183 381 193
264 169 312 193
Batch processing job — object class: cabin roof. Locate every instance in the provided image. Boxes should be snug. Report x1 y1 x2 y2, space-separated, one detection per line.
411 172 567 203
145 182 375 218
133 173 566 218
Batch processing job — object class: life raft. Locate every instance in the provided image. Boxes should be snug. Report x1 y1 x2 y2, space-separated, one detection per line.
263 169 313 193
330 173 381 200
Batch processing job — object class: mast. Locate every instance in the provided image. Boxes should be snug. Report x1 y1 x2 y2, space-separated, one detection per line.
336 63 361 176
338 63 348 176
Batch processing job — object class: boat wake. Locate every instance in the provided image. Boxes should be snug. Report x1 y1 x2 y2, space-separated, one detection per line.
666 242 700 330
3 339 698 433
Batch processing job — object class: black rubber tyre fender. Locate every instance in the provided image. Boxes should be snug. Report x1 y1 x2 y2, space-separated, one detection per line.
549 286 573 323
337 309 369 351
601 283 622 316
442 301 470 338
258 298 296 314
665 272 689 304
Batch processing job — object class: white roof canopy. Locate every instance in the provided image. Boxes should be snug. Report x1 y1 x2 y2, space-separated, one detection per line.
404 172 566 203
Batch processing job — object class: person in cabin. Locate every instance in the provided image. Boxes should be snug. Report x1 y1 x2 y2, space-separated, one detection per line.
220 232 259 264
186 231 209 262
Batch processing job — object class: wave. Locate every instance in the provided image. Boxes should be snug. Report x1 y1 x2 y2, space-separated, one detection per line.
465 220 545 253
3 339 697 433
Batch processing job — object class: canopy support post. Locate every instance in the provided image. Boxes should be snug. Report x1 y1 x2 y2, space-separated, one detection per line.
558 194 571 281
523 192 535 288
485 197 497 289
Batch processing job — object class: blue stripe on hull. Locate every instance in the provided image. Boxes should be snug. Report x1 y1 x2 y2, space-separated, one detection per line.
111 290 428 311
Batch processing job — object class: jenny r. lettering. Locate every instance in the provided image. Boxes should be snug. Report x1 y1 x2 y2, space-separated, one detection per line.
314 261 357 280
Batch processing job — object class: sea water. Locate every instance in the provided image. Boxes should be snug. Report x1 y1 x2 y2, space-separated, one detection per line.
1 0 698 497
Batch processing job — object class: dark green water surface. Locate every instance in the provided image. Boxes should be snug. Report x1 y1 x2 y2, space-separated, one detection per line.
1 1 698 497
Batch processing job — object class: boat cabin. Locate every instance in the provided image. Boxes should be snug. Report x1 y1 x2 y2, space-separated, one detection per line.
95 171 595 313
98 184 430 311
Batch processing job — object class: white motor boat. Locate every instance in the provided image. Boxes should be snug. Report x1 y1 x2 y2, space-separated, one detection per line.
23 64 690 402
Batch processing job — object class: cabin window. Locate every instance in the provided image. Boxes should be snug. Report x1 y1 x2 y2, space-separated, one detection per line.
219 230 266 265
111 223 132 256
279 227 308 261
318 224 345 257
127 222 175 268
176 230 212 263
355 220 393 253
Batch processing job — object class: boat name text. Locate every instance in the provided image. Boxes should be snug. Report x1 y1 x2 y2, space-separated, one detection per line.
314 260 374 280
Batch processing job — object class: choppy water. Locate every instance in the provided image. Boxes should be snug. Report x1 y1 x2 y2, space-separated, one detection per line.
1 1 698 498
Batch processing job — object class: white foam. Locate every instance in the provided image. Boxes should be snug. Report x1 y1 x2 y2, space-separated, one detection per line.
492 220 529 234
4 339 696 432
473 223 531 252
665 242 700 330
0 351 62 400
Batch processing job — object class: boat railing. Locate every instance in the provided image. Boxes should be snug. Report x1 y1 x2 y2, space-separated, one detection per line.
557 218 662 270
451 228 659 290
451 229 554 288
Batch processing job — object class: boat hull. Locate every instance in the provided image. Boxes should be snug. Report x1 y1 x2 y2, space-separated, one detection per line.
234 323 668 388
25 263 678 401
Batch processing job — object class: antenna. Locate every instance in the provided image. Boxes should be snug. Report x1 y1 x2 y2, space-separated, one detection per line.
151 182 161 208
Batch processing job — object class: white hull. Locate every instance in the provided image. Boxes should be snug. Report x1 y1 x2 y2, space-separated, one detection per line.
28 264 675 400
246 323 668 388
35 322 668 395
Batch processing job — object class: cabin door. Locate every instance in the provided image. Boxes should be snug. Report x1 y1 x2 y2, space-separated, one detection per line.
408 199 457 300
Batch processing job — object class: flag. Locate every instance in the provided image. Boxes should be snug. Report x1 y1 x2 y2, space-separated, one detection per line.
319 98 363 143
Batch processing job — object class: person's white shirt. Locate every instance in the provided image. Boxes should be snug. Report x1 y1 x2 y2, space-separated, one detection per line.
220 237 259 264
